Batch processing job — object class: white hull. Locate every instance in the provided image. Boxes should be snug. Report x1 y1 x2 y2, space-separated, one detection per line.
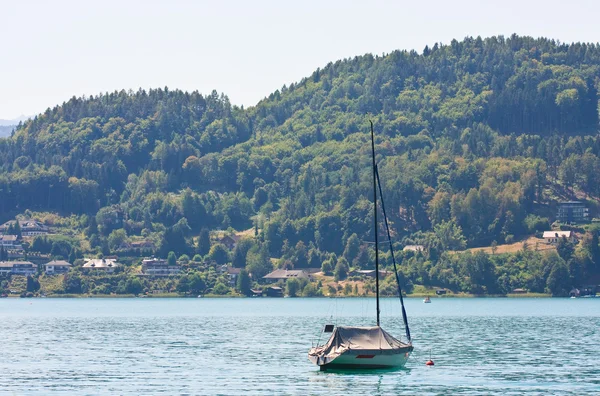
309 348 412 370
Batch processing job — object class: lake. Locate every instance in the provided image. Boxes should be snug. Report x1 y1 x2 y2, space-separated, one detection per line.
0 297 598 395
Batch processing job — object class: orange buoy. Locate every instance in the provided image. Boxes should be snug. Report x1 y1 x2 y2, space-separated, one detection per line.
426 349 435 366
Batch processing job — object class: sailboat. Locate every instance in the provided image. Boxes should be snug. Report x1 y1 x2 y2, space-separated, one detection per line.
308 121 413 370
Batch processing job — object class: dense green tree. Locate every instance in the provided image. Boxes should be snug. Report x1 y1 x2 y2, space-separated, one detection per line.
246 244 272 279
212 282 229 295
197 229 211 256
343 233 360 264
546 261 571 296
286 278 300 297
188 272 206 295
334 257 349 281
557 236 575 261
208 244 229 265
108 229 127 251
434 220 466 252
125 277 143 295
236 269 252 295
26 275 40 292
167 251 177 266
176 275 190 294
63 274 83 294
232 238 254 268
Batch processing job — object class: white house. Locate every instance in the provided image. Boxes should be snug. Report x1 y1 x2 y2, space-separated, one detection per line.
44 260 72 275
543 231 577 245
83 258 119 273
0 220 49 237
141 257 180 276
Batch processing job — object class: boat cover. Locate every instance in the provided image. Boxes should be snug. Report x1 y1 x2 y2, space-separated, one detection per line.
309 326 411 360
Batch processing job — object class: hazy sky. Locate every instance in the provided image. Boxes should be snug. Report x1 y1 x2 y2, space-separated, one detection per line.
1 0 599 119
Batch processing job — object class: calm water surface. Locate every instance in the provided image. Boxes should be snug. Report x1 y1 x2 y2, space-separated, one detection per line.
0 297 599 395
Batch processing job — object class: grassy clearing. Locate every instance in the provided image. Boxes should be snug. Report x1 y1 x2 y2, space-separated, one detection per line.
461 236 555 255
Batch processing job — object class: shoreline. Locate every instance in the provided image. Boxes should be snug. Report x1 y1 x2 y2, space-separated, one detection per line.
2 293 559 299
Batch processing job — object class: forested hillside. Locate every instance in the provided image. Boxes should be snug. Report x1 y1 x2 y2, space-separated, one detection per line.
3 34 600 295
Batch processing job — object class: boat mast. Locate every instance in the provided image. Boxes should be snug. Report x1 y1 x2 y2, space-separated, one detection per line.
370 120 380 327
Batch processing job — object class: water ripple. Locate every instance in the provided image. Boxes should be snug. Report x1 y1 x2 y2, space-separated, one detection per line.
0 297 599 395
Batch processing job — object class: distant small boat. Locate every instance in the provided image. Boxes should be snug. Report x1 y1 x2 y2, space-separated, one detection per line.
423 296 431 303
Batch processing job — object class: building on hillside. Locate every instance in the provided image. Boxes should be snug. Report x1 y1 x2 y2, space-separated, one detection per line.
511 288 527 294
141 257 180 276
219 235 236 250
0 235 22 249
557 201 589 223
262 269 310 282
83 258 120 273
217 234 242 250
543 231 577 245
226 267 241 286
0 261 37 276
0 262 12 276
0 220 49 236
218 265 242 285
436 288 448 295
44 260 72 275
403 245 425 253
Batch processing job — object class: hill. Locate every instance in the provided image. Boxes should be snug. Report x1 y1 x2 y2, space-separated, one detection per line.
1 34 600 296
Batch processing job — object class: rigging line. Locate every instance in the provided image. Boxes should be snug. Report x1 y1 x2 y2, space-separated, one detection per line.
370 120 380 327
375 164 412 343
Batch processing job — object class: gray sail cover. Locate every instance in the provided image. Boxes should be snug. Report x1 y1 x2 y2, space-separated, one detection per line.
310 326 411 359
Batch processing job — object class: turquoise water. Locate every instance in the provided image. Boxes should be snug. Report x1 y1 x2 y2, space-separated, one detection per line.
0 297 598 395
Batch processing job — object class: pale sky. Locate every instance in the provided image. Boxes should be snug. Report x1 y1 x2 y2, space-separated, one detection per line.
1 0 599 119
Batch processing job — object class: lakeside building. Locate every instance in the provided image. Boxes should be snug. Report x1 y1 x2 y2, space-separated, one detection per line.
82 258 119 273
263 269 311 282
44 260 72 275
542 231 577 245
141 258 180 276
265 286 283 297
0 220 49 237
557 201 589 223
218 265 241 286
0 261 37 276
